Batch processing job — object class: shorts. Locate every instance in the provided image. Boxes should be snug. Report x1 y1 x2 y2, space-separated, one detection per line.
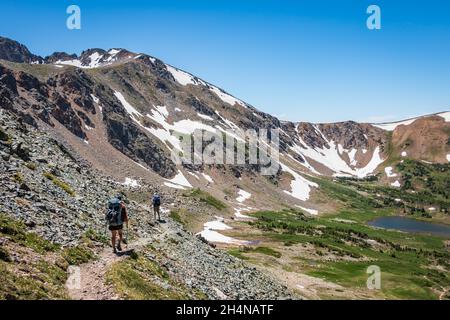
109 224 123 231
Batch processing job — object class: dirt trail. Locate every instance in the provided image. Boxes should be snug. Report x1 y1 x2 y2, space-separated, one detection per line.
67 232 161 300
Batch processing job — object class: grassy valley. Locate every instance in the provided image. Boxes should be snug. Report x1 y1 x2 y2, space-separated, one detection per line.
222 172 450 300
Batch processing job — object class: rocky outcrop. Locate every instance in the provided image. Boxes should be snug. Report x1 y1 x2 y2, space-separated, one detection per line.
0 36 43 63
104 113 176 178
44 52 77 64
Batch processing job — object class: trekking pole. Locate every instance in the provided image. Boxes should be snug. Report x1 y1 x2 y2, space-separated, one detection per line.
122 219 128 245
103 210 108 239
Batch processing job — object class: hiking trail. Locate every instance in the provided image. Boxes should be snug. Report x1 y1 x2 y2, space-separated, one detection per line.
67 222 171 300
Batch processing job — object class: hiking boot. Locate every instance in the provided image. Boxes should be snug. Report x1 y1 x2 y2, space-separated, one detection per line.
113 248 117 254
117 241 122 252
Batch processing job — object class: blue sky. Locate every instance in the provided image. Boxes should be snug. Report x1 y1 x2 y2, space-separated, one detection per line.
1 0 449 123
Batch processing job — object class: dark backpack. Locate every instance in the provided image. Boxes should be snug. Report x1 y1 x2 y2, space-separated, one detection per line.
152 194 161 206
106 198 123 226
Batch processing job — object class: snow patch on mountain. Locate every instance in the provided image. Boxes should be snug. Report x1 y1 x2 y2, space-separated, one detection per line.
236 189 251 203
348 148 358 166
352 147 384 178
292 137 382 178
372 118 417 131
201 173 214 183
281 163 318 201
197 217 250 245
234 207 253 219
187 172 200 180
122 177 140 188
295 205 318 215
143 106 222 152
372 112 449 130
391 180 401 188
438 112 450 122
166 64 202 86
197 229 248 245
156 106 169 118
86 52 103 68
53 49 134 69
384 166 397 178
55 59 83 68
215 111 241 131
292 124 384 177
55 52 104 68
90 94 99 104
209 85 246 107
197 113 214 121
114 91 143 119
108 49 121 56
204 218 232 231
286 154 320 175
165 170 192 188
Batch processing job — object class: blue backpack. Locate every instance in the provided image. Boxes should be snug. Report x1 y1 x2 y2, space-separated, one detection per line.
106 198 122 226
152 194 161 206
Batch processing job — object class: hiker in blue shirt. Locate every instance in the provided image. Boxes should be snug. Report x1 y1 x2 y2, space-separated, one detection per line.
152 192 161 221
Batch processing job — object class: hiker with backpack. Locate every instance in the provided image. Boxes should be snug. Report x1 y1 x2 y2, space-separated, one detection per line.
105 194 129 254
152 192 161 221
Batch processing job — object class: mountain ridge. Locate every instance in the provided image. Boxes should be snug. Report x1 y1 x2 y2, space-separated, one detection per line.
1 36 449 300
1 35 447 124
0 35 449 223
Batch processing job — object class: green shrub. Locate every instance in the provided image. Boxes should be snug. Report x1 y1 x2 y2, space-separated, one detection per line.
0 247 11 262
43 172 75 196
0 261 68 300
25 162 37 170
62 245 94 265
13 172 24 184
83 228 109 245
106 254 195 300
184 188 227 210
169 210 184 225
0 214 59 253
252 246 282 258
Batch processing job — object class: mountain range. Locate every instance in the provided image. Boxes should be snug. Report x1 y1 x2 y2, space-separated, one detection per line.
0 35 449 300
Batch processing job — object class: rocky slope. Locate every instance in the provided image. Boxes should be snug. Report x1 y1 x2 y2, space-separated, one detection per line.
0 108 294 299
0 37 43 64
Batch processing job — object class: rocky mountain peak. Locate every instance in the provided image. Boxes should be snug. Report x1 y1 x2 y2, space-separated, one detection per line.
44 51 78 64
0 36 43 63
47 47 138 68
